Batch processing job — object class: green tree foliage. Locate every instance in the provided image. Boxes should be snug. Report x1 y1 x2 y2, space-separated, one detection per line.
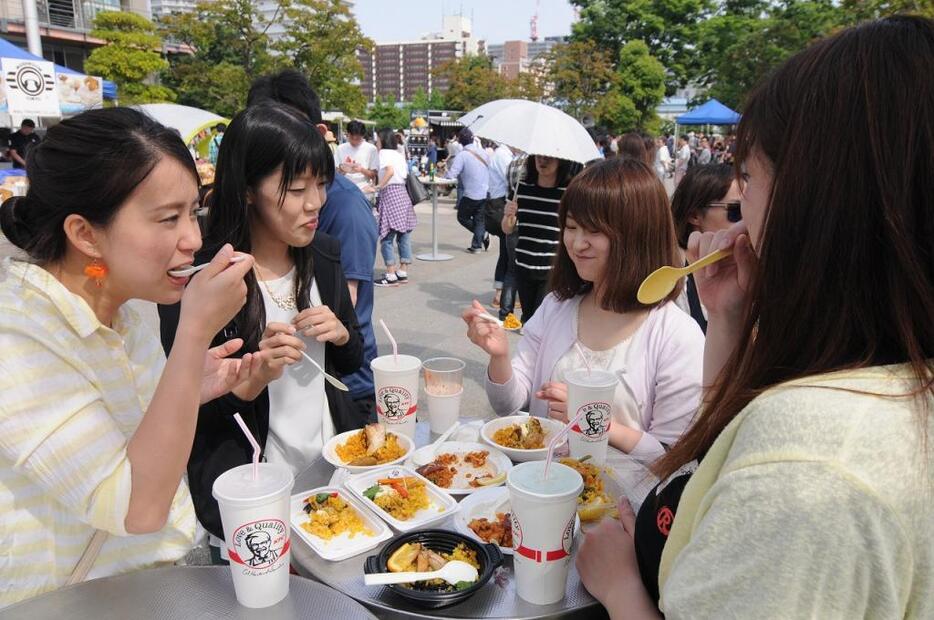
432 55 509 111
570 0 712 90
85 12 174 104
840 0 934 21
541 40 615 123
273 0 373 117
695 0 843 109
605 40 667 131
162 0 370 118
160 0 279 116
367 96 409 129
406 87 446 111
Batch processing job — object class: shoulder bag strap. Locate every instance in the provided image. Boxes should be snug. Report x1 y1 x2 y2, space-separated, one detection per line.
66 529 108 585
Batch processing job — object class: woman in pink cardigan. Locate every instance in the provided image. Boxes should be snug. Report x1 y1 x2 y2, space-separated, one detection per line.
464 158 704 462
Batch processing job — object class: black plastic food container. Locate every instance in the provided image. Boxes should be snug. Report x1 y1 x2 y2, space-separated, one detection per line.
364 529 505 609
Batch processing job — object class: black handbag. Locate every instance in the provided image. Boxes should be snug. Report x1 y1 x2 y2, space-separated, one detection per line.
484 196 506 237
405 171 429 204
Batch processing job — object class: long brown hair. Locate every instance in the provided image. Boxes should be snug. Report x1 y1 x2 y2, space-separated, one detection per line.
551 157 681 312
655 16 934 479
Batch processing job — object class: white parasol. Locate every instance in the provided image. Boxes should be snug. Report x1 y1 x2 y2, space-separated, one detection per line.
457 99 602 165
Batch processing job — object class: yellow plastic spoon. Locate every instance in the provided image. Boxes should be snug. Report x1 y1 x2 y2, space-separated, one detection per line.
637 248 733 305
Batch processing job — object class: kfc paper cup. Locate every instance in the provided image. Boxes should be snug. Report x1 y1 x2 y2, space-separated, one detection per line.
507 461 584 605
371 354 421 440
565 369 617 467
212 462 294 608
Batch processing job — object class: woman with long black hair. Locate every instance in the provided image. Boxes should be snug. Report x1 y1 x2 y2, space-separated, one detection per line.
159 102 363 552
576 16 934 618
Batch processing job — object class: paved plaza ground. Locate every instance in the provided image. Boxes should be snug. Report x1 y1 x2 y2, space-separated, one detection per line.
371 194 518 421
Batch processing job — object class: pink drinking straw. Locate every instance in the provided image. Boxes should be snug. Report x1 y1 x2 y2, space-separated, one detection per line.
233 412 261 481
574 342 592 375
542 406 589 480
379 318 399 363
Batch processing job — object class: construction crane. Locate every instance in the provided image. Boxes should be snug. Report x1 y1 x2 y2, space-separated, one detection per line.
530 0 540 42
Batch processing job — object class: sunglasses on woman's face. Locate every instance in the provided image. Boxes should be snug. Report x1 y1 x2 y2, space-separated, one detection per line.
708 201 742 223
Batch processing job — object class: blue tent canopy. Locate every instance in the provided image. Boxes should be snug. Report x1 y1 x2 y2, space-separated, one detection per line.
0 36 117 100
675 99 740 125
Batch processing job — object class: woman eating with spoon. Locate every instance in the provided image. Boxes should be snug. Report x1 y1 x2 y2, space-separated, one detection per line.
0 108 258 607
464 157 704 462
158 102 363 559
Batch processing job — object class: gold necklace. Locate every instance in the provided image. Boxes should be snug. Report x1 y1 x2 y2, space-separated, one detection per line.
257 269 297 311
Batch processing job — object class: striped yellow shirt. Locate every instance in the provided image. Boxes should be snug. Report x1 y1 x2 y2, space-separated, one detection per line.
0 258 197 608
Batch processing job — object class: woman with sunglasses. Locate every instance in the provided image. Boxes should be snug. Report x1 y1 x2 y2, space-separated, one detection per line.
669 164 743 333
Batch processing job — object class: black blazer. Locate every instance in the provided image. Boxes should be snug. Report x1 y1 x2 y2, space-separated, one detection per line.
158 233 365 539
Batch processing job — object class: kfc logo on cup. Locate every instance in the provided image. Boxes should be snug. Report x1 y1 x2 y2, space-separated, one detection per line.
572 402 611 441
228 519 290 572
376 386 416 422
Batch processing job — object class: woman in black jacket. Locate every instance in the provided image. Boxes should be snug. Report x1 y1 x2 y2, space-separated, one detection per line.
159 103 364 546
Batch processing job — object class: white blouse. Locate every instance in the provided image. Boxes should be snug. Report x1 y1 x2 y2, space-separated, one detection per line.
257 268 334 476
551 308 644 432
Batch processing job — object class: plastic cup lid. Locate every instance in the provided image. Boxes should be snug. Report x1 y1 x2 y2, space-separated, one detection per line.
371 354 421 373
508 461 583 501
212 462 294 507
564 368 618 389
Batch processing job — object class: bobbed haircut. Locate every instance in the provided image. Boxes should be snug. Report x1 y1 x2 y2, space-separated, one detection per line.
670 163 734 247
550 157 681 312
376 127 396 150
0 107 197 262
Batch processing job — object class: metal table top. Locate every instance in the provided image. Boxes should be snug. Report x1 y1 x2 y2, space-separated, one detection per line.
290 421 658 620
0 566 376 620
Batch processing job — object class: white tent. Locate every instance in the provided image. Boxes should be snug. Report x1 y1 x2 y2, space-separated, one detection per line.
135 103 228 145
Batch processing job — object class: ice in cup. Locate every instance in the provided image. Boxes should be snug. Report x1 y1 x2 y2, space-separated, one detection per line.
565 369 617 467
370 354 421 440
507 461 584 605
422 357 465 434
212 462 294 608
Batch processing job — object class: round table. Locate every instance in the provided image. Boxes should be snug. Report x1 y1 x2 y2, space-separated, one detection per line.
0 566 376 620
289 421 658 620
415 177 457 262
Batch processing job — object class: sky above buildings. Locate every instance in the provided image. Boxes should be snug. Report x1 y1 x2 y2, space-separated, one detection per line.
352 0 576 44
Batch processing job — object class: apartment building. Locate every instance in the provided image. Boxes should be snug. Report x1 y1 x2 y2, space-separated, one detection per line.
357 15 482 103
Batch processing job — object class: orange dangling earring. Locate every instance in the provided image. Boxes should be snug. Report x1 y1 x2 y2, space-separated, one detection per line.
84 258 108 287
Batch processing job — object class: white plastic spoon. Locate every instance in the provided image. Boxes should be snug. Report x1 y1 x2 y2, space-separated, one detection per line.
300 351 350 392
364 560 478 587
168 255 247 277
411 422 463 467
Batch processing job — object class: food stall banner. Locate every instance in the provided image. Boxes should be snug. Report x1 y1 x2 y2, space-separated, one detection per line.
56 73 103 114
1 58 58 116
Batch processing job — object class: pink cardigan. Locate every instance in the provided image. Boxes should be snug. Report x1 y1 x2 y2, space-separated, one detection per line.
485 294 705 461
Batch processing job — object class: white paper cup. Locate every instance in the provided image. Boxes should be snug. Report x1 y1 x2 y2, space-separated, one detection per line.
213 462 294 608
371 354 421 440
507 461 584 605
425 388 463 434
565 369 617 467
